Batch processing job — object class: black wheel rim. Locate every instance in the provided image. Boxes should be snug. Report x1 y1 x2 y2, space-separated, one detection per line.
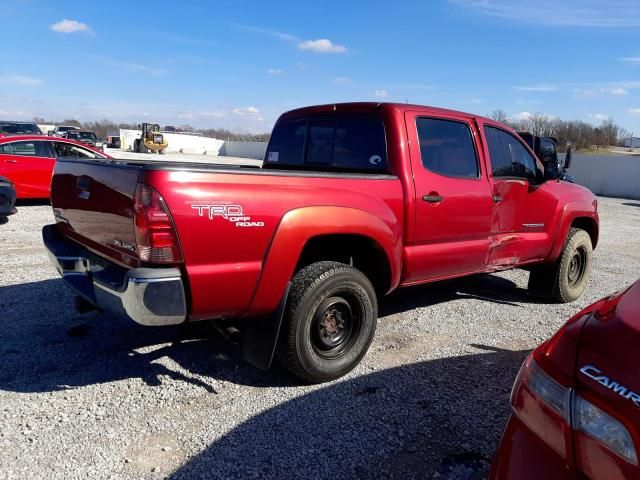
311 296 362 359
567 246 587 287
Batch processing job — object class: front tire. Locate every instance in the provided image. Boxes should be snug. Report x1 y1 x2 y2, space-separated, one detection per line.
528 228 593 303
277 261 377 383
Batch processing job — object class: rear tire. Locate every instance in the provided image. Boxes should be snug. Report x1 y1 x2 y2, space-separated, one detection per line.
276 261 377 383
528 228 592 303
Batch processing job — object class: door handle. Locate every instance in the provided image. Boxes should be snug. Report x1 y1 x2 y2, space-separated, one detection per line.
492 195 503 203
422 194 444 203
5 160 18 163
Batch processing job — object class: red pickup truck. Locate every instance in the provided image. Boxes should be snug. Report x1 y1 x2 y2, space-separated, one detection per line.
42 102 599 383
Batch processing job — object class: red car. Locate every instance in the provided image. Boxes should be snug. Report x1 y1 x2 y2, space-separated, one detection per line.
43 102 598 383
490 281 640 480
0 134 110 199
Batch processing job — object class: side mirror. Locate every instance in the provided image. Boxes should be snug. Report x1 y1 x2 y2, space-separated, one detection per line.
564 146 572 170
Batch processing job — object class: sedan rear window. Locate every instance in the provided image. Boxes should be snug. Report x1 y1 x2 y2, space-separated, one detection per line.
265 116 387 172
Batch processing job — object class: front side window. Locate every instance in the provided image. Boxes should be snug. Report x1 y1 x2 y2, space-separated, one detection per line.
52 142 99 159
416 118 479 178
265 116 387 172
484 126 539 180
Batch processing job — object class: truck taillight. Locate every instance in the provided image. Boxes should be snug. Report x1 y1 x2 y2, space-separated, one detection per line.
134 183 182 263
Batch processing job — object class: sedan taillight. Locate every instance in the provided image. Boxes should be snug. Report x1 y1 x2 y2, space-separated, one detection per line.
512 354 638 472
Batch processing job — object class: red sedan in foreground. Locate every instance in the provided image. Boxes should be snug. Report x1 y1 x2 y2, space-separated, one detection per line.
0 135 111 199
490 281 640 479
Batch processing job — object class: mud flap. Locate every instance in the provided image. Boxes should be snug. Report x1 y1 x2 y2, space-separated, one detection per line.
243 282 291 371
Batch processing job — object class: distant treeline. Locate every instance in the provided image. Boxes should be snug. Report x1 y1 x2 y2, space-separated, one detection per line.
33 117 271 142
35 111 632 150
489 110 631 151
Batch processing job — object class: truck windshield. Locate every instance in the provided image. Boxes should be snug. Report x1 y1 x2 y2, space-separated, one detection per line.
0 123 41 134
265 115 387 172
69 132 97 140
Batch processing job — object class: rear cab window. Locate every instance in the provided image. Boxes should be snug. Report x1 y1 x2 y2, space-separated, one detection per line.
416 117 479 178
264 115 387 173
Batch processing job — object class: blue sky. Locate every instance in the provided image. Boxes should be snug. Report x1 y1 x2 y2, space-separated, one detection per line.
2 0 640 133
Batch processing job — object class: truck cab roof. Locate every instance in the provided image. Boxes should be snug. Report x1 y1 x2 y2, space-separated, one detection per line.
280 102 495 124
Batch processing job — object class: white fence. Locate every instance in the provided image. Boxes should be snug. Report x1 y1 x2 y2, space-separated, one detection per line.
219 141 267 160
38 124 56 135
119 129 225 155
568 153 640 200
118 130 267 158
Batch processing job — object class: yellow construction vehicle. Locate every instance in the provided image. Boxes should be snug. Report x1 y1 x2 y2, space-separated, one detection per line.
133 123 168 154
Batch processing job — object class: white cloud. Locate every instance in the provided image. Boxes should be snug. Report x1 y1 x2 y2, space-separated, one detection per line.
621 57 640 63
451 0 640 27
267 68 283 75
202 112 224 118
0 74 43 86
334 77 351 83
512 111 533 121
232 106 261 116
589 113 609 121
298 39 347 53
604 87 628 95
629 108 640 114
573 88 597 96
0 109 31 118
50 19 92 34
177 113 194 120
230 23 299 42
512 84 558 92
374 89 388 98
103 60 167 76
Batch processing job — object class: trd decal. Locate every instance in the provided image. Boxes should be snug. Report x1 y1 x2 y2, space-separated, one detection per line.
191 204 264 227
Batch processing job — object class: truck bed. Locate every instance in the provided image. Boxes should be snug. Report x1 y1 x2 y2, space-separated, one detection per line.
49 157 403 320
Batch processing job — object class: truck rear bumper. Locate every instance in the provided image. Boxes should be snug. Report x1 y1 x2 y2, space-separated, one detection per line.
42 224 187 326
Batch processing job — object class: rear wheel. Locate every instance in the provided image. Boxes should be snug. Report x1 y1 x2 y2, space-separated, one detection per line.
276 261 377 383
528 228 592 303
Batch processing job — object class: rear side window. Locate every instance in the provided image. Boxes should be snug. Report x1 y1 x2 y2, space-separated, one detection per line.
0 141 48 156
416 118 478 178
484 126 539 180
265 116 387 172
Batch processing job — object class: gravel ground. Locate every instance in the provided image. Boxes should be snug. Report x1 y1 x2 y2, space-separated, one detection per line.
1 197 639 480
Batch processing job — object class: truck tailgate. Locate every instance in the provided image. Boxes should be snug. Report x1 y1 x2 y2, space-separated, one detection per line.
50 159 142 267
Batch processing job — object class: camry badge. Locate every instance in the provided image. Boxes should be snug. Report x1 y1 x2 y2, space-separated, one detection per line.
580 365 640 407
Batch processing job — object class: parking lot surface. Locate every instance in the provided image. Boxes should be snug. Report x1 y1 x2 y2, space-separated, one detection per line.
1 197 638 479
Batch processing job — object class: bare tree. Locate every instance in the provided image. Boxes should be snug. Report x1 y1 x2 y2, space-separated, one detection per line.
490 109 508 124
